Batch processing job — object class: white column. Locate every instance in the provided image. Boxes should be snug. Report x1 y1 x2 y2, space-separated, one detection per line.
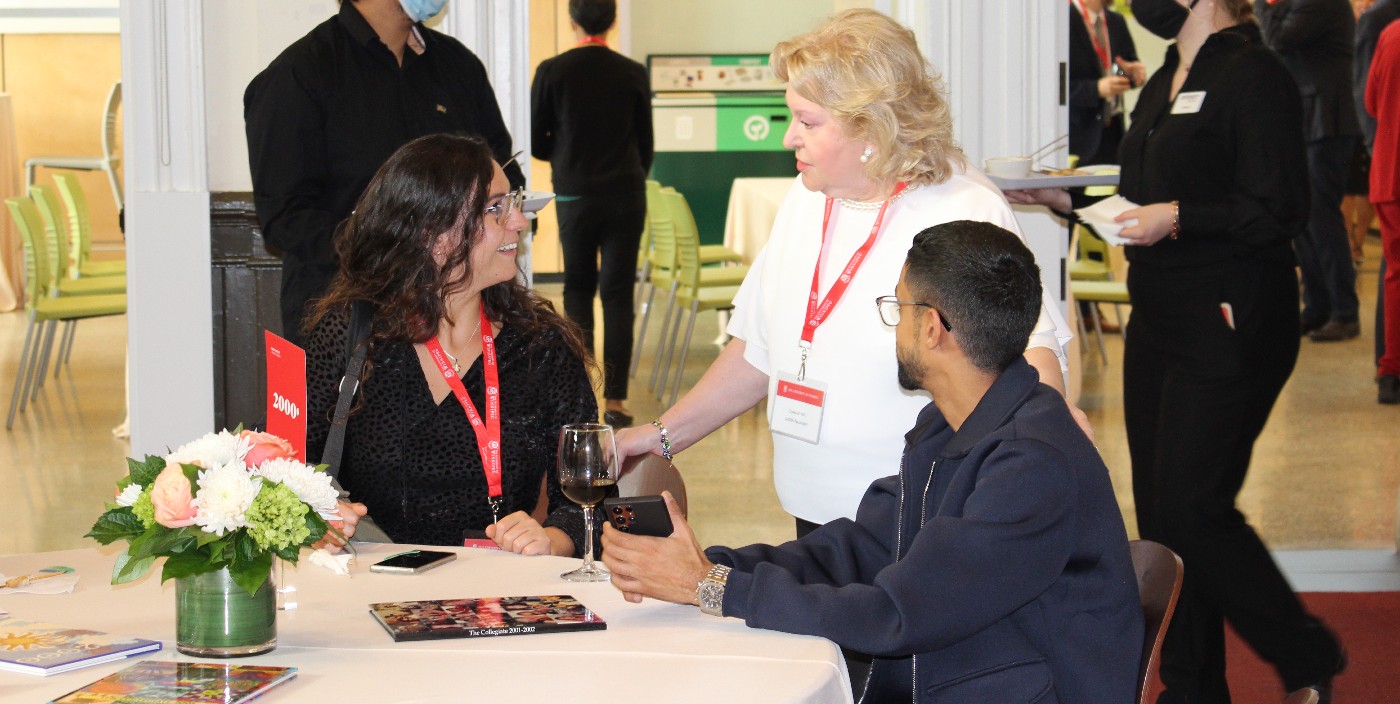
121 0 214 453
900 0 1070 316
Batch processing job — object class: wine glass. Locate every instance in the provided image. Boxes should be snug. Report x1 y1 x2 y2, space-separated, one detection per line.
557 423 619 582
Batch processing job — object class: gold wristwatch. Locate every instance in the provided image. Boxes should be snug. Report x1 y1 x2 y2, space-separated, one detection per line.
697 564 731 617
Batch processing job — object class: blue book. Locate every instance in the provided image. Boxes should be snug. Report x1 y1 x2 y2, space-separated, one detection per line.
0 617 162 676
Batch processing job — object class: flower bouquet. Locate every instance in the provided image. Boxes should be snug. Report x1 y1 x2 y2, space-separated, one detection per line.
86 428 340 596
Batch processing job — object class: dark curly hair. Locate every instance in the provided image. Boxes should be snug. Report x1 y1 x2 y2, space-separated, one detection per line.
308 133 594 382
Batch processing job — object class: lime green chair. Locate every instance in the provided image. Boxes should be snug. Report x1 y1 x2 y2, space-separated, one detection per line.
655 190 744 405
1071 280 1131 365
14 192 125 381
5 197 126 429
51 172 126 280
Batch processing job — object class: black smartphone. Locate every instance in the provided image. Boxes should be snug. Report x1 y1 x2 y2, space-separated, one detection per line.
603 495 674 538
369 549 457 575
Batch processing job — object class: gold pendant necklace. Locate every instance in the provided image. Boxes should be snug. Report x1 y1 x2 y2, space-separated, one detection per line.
440 318 483 373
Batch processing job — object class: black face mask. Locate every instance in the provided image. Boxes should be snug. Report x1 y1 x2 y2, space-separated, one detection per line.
1132 0 1195 39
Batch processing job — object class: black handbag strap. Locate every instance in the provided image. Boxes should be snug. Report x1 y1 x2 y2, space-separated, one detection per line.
322 300 373 483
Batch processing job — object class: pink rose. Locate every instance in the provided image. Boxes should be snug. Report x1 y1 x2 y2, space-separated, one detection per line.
241 430 297 468
150 463 198 528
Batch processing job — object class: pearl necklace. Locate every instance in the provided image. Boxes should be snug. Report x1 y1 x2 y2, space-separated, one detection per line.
440 318 483 373
837 184 918 211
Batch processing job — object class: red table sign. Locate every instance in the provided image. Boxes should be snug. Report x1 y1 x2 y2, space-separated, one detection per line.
264 331 307 461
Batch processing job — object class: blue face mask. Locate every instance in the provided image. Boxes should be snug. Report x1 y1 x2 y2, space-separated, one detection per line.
399 0 447 23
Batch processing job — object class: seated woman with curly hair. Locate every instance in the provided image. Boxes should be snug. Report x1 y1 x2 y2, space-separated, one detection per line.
304 133 600 557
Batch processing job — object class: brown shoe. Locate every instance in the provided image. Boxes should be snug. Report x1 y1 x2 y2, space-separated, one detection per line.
1308 320 1360 342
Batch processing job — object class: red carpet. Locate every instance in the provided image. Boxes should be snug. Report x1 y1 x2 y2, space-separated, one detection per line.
1147 592 1400 703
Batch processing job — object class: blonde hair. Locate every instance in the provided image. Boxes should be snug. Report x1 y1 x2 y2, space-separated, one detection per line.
770 9 964 187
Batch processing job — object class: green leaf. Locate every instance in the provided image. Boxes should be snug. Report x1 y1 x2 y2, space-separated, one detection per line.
273 543 301 562
233 531 258 566
304 512 329 543
128 455 166 487
233 422 245 434
229 551 273 597
160 551 215 582
194 528 224 548
180 463 202 498
86 508 145 545
111 549 156 585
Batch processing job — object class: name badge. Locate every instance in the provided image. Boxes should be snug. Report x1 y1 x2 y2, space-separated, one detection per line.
1171 91 1206 114
770 371 827 444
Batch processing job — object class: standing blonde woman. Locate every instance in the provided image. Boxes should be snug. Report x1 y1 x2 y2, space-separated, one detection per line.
618 9 1073 534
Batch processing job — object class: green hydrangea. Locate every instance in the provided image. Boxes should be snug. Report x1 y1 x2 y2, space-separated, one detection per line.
131 490 156 529
245 482 310 551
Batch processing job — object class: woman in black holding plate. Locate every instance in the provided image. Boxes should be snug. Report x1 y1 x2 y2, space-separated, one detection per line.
304 134 600 558
1008 0 1344 700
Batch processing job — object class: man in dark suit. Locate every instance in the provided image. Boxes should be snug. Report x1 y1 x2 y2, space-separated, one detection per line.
1259 0 1364 342
601 221 1143 704
1068 0 1145 165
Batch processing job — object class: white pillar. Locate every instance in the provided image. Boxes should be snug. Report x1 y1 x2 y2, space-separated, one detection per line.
121 0 214 453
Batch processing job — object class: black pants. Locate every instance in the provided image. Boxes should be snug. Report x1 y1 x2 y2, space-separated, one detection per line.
1124 261 1341 703
1298 136 1360 324
556 191 646 400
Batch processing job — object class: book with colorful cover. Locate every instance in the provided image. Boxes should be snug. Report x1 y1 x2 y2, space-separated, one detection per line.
0 617 161 676
369 595 606 642
47 661 297 704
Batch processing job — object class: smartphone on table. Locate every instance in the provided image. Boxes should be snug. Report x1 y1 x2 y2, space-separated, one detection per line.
369 549 457 575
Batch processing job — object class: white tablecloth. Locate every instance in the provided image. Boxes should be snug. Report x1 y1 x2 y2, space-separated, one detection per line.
723 177 793 264
0 544 851 703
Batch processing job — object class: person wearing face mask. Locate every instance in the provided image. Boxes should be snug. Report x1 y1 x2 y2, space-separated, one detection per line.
245 0 524 347
1008 1 1346 701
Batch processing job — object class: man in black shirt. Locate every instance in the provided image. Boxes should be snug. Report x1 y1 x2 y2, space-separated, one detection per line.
245 0 524 345
1258 0 1364 342
531 0 653 425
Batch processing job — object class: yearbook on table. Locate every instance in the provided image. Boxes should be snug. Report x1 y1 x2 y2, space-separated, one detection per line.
369 595 606 641
47 661 297 704
0 617 161 676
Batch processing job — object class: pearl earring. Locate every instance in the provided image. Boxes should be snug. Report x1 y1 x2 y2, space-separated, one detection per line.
860 146 873 164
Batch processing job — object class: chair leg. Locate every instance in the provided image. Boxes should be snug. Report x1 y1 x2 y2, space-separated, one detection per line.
668 301 701 406
1088 303 1108 364
57 320 77 373
648 282 679 393
630 281 656 379
30 320 59 399
6 316 39 429
655 302 686 401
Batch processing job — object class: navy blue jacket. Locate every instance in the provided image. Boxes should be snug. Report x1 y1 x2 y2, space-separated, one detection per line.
707 359 1142 703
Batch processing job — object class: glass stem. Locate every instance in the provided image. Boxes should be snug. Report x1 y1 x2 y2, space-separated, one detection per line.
581 504 596 569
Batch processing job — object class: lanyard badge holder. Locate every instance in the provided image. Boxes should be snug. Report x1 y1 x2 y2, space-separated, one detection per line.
771 183 905 445
426 301 505 523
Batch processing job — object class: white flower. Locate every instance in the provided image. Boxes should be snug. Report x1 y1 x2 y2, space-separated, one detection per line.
190 459 262 536
166 430 249 471
253 458 341 520
115 483 143 507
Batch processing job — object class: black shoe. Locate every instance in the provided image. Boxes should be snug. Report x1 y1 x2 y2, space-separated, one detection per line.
1308 319 1360 342
1300 315 1327 337
603 409 634 428
1380 375 1400 404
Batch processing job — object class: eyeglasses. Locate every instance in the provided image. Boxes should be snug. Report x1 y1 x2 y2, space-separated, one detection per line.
875 295 952 330
484 189 527 226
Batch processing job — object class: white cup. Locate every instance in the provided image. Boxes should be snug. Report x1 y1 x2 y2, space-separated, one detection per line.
984 156 1031 179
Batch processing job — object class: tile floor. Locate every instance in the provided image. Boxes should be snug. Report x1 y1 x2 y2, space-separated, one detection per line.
1 236 1396 563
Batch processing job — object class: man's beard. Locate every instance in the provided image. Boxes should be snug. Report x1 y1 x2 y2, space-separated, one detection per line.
896 344 923 391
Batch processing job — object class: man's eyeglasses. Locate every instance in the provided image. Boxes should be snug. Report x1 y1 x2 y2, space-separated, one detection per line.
875 295 952 331
485 189 527 226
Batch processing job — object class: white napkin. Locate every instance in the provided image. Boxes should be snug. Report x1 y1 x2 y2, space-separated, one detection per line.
0 571 80 595
307 548 353 576
1074 195 1140 246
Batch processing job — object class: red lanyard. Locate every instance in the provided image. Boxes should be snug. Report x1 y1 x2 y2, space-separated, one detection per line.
578 36 607 47
798 182 906 377
425 301 503 521
1073 0 1111 71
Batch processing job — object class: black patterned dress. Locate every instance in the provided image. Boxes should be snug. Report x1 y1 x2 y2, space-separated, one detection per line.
306 306 598 554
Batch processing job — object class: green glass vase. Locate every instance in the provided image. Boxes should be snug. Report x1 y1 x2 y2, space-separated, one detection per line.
175 566 277 657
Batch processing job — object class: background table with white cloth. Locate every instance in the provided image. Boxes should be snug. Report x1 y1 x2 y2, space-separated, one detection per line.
722 177 793 264
0 543 851 703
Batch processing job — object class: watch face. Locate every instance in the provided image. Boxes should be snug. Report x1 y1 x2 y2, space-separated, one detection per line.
698 580 724 612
